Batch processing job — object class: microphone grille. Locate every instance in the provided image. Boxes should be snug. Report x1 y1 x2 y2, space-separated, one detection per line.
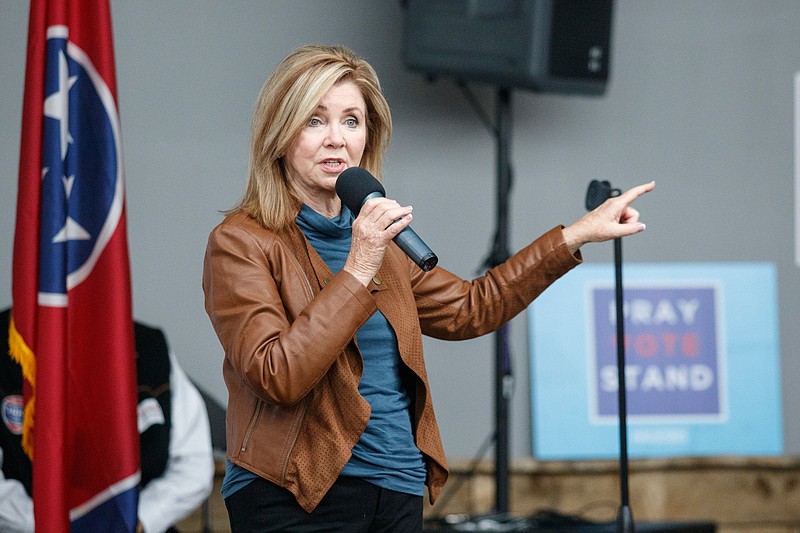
335 167 385 216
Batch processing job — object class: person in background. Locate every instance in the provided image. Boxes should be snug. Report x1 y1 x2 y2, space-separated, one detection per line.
202 43 655 532
0 308 215 533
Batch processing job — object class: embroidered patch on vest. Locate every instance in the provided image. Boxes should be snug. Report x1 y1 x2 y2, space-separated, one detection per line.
1 395 24 435
137 397 166 433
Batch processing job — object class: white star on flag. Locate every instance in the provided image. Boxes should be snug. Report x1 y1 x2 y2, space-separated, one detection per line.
43 49 76 161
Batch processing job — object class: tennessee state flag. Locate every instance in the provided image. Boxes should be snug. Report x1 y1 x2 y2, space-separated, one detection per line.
10 0 140 530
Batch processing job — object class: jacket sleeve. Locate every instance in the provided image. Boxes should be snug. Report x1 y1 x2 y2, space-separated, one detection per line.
137 352 214 533
0 449 34 533
203 220 377 406
411 226 582 340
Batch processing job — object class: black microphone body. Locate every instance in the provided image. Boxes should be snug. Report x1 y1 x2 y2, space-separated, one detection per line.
336 167 438 271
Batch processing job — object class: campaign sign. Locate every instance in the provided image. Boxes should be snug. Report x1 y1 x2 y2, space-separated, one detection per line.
529 263 781 460
590 284 724 422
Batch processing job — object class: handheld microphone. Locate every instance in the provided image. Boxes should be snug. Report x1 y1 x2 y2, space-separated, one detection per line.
336 167 438 271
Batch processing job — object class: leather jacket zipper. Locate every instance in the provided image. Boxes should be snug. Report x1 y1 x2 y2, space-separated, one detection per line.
240 398 263 452
280 396 309 485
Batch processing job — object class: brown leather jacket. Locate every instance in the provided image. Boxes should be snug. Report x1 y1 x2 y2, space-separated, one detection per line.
202 209 581 512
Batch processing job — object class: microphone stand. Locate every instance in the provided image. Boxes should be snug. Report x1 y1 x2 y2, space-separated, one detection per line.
613 236 634 533
586 180 634 533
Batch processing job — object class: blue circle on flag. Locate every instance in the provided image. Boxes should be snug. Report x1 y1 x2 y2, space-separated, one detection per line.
38 31 122 299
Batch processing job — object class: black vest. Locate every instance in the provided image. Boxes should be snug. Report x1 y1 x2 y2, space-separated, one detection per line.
0 309 172 492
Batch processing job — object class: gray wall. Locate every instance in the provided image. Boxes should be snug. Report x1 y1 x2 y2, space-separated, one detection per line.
1 1 798 460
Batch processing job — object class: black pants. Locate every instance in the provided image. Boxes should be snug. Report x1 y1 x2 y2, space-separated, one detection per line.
225 476 423 532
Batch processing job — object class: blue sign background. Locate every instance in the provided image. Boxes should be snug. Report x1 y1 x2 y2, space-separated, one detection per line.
529 263 782 459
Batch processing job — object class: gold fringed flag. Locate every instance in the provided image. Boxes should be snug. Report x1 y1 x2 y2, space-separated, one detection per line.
12 0 140 530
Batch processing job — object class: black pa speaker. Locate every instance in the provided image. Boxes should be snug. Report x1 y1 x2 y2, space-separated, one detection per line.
403 0 614 95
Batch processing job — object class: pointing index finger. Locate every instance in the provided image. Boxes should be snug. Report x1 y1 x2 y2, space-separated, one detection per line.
616 181 656 205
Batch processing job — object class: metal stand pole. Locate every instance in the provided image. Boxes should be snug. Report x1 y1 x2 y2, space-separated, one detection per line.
614 236 634 533
492 87 513 513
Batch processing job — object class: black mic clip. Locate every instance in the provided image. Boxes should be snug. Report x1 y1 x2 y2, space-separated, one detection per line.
585 179 621 211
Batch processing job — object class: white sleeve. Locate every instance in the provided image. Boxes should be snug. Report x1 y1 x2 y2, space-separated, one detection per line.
137 352 215 533
0 448 35 533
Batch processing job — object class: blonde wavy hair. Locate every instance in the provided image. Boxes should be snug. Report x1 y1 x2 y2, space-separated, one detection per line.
233 44 393 230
